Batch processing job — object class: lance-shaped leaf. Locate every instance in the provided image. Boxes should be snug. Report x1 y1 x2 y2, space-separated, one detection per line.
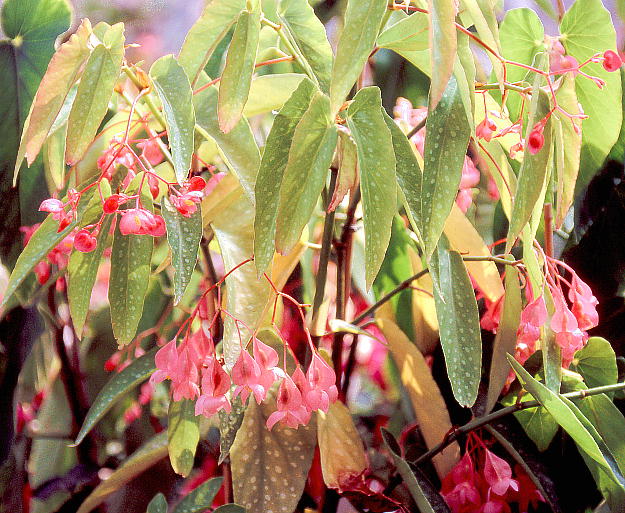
74 347 157 446
218 5 261 133
162 196 202 304
378 318 460 478
109 190 154 346
15 19 92 171
317 400 367 490
329 0 388 115
382 110 422 238
230 387 316 513
2 184 101 306
381 429 452 513
421 75 471 260
560 0 622 195
76 432 168 513
178 0 245 86
254 78 315 274
147 493 167 513
430 237 482 407
65 24 125 165
347 87 396 288
212 194 272 367
275 92 337 254
168 398 200 477
194 76 260 203
150 55 196 185
173 477 224 513
509 357 625 511
427 0 457 109
506 86 552 250
277 0 333 92
68 212 113 336
218 396 246 465
486 265 522 413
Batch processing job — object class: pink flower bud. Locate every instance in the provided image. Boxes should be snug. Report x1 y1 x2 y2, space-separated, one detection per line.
602 50 622 72
527 128 544 155
74 229 97 253
39 198 64 213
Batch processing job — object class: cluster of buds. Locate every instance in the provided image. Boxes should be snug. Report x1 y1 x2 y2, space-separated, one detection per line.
150 326 338 430
441 432 545 513
20 224 74 285
482 255 599 379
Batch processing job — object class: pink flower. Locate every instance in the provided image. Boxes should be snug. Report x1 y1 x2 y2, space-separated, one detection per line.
527 125 545 155
150 339 179 385
602 50 622 72
266 374 311 430
551 290 586 367
481 295 503 334
39 198 64 214
442 481 482 513
137 138 164 166
74 229 97 253
568 274 599 331
195 357 231 417
170 193 202 217
516 294 547 346
171 346 200 401
483 449 518 496
119 208 166 237
476 117 497 142
512 465 545 513
232 349 269 404
253 337 282 390
304 352 338 413
481 498 511 513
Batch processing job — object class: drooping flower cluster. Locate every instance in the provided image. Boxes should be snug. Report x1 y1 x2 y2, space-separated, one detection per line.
393 98 486 212
441 433 545 513
150 326 338 430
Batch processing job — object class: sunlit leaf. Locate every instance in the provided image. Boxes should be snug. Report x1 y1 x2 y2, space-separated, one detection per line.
230 387 316 513
178 0 245 86
378 318 460 478
65 23 125 165
254 78 315 274
275 92 337 254
430 237 482 407
346 87 396 288
167 398 200 477
571 338 619 391
150 55 196 185
421 75 471 260
162 197 202 304
428 0 457 109
329 0 388 114
76 432 168 513
377 12 429 52
218 4 261 133
244 73 305 117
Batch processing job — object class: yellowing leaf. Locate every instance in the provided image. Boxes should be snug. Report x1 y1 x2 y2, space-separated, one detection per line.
407 247 439 355
377 318 459 479
317 401 367 490
201 174 243 227
444 204 504 302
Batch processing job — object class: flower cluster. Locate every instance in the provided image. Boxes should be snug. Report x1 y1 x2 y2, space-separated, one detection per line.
19 224 74 286
441 433 545 513
150 327 338 430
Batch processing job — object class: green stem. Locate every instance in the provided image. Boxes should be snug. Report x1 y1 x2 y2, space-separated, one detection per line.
475 82 532 94
413 381 625 466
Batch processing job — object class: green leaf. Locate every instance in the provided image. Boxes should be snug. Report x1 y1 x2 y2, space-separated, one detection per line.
230 387 316 513
327 128 358 212
486 265 522 413
499 8 545 118
509 356 625 496
275 92 337 254
218 395 246 465
68 212 113 336
347 87 396 288
506 78 553 248
65 24 125 165
162 197 202 304
244 73 305 117
421 75 471 259
560 0 622 195
76 432 168 513
502 390 559 451
16 19 91 171
168 398 200 477
381 429 451 513
2 185 101 306
277 0 333 92
178 0 245 86
0 0 71 263
74 347 157 446
212 194 272 366
212 505 246 513
194 76 260 203
571 338 619 391
150 55 196 185
109 199 154 346
173 477 223 513
254 77 315 274
428 0 457 109
382 110 422 237
430 237 482 407
329 0 388 115
377 12 429 52
218 5 261 133
147 493 168 513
